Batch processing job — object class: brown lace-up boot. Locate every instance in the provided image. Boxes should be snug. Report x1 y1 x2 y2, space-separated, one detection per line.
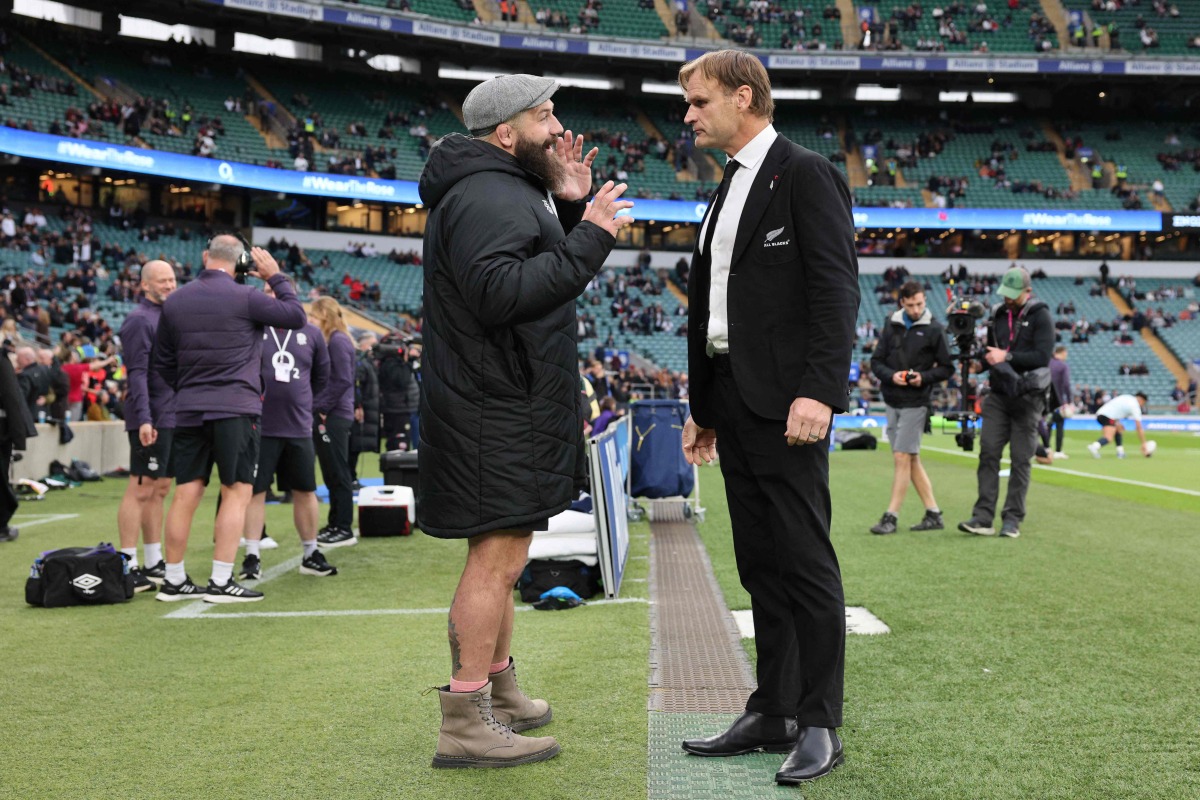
431 683 560 769
488 658 553 732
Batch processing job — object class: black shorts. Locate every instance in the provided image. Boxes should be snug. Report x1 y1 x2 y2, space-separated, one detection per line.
173 416 261 487
253 436 317 494
1097 414 1116 427
127 428 174 479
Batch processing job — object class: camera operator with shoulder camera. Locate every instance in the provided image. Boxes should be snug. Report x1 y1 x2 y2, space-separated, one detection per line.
868 281 954 535
377 335 421 451
958 267 1054 540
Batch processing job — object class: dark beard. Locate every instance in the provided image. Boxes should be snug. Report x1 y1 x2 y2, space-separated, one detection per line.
514 133 566 194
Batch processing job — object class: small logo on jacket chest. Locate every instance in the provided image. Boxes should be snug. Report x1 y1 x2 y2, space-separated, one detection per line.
543 199 554 215
763 226 790 247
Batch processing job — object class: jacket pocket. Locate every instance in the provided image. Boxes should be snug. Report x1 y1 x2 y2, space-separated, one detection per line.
487 329 530 396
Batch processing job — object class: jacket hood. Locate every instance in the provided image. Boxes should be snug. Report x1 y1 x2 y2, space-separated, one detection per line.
419 133 539 208
889 307 932 327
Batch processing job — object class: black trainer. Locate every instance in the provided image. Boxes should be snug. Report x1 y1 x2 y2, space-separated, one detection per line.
239 553 262 581
958 518 996 536
316 527 357 548
999 522 1021 539
300 549 338 577
910 510 945 531
0 526 18 542
203 578 264 604
142 560 166 584
131 569 156 594
155 576 207 601
869 512 898 535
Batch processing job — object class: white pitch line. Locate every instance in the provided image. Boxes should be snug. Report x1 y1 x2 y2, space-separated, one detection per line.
10 513 80 528
921 444 1200 498
165 596 650 620
162 554 303 619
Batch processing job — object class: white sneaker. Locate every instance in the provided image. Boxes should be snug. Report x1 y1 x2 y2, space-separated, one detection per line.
238 536 280 550
1087 442 1101 459
1116 447 1126 459
1052 451 1069 460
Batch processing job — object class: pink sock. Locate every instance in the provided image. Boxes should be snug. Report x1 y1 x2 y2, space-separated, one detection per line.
489 658 511 674
449 678 488 693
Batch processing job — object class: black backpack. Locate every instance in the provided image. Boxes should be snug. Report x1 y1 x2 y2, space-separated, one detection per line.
26 544 134 608
518 559 602 603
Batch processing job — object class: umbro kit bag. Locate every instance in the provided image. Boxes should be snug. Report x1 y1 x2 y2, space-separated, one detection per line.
25 543 134 608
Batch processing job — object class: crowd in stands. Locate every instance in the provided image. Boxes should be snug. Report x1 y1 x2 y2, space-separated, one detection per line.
700 2 842 51
860 1 1056 53
578 261 685 340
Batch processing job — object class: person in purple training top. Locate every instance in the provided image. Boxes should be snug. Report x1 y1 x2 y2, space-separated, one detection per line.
309 297 358 549
116 260 177 594
153 235 307 603
240 275 336 582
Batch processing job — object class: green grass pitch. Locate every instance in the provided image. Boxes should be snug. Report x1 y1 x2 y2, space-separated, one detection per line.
2 428 1197 799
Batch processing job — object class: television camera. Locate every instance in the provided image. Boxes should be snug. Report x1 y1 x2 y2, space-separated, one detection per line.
942 293 988 452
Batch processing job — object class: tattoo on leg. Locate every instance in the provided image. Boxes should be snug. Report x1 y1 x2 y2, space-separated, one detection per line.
448 611 463 678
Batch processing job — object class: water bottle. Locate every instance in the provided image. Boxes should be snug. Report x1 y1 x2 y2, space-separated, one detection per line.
37 410 45 423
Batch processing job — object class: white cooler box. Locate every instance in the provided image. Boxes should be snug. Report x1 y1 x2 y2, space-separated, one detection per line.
358 485 415 537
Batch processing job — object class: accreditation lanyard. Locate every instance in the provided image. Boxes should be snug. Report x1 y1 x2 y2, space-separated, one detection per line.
270 328 295 383
1004 302 1032 352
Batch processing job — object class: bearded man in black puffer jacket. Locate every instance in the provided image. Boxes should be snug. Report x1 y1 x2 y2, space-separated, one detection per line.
418 74 632 769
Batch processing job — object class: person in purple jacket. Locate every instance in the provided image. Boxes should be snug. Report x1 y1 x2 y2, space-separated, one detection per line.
309 297 358 548
240 277 337 581
153 235 307 603
116 260 176 594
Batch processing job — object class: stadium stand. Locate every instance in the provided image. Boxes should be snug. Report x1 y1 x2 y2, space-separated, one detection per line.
1062 0 1199 55
853 109 1128 210
355 0 477 22
529 0 670 39
0 37 107 140
859 271 1185 402
868 0 1059 53
696 1 845 50
1058 120 1200 212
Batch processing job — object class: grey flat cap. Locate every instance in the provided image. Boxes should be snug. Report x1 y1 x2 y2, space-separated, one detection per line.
462 74 559 135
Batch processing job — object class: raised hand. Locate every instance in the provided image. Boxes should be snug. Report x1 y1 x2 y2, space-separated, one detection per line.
582 181 634 237
554 130 599 201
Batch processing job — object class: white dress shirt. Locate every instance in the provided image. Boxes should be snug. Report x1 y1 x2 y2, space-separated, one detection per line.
700 124 777 354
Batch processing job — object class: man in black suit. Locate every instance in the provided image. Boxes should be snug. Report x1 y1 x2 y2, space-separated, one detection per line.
676 50 860 785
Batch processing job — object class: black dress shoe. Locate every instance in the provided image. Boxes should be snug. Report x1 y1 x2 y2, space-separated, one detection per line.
775 726 843 784
682 711 798 757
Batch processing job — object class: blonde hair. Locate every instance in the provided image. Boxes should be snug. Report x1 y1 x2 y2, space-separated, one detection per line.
678 49 774 121
309 296 350 342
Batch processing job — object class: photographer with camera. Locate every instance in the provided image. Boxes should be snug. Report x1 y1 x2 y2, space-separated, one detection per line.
378 336 421 451
958 267 1054 540
153 235 307 602
868 281 954 535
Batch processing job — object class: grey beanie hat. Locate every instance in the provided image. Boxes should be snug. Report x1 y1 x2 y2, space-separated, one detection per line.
462 74 559 136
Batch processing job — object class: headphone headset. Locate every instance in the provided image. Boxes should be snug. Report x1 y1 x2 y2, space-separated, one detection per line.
207 231 253 280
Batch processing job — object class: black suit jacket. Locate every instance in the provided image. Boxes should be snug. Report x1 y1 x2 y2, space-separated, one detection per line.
688 134 860 427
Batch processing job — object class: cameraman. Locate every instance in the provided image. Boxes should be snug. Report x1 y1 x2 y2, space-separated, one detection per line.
378 336 420 451
958 267 1054 539
869 281 954 534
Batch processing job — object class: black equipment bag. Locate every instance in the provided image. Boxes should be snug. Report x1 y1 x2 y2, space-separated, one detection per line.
379 449 419 491
518 559 601 603
834 429 878 450
25 544 133 607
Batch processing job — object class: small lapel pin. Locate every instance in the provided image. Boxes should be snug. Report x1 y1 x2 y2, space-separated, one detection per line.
769 174 779 190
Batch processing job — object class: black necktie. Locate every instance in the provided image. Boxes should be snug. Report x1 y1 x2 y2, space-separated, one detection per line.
701 159 741 260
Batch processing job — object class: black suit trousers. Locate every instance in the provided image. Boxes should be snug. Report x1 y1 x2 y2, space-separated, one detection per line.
711 355 845 727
